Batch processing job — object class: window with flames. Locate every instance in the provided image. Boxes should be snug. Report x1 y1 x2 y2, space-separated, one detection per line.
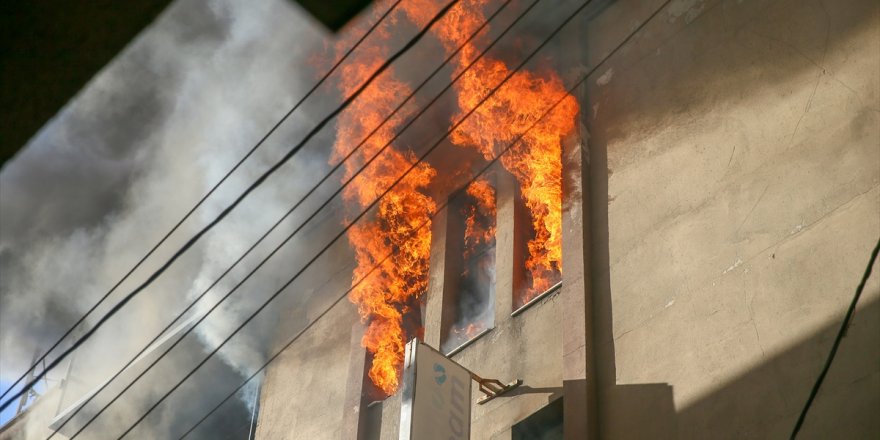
441 177 497 354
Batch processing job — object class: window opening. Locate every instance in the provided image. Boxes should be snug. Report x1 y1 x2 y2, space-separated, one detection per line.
512 398 563 440
512 179 562 311
441 177 497 353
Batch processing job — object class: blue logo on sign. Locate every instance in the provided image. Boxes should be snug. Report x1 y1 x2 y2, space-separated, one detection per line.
433 363 447 385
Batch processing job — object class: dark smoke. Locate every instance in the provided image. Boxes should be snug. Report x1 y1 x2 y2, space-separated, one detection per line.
0 0 339 437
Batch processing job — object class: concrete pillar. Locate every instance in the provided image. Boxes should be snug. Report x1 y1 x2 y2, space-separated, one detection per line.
493 170 523 324
424 205 455 349
379 394 401 439
341 323 369 440
560 125 597 439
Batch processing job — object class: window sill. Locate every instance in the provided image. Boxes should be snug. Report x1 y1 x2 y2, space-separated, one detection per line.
511 281 562 317
444 327 494 357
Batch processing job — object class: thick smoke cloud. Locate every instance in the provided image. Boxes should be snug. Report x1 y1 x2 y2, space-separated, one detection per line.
0 0 342 437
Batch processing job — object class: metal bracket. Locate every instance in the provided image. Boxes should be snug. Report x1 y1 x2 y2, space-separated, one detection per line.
471 373 522 405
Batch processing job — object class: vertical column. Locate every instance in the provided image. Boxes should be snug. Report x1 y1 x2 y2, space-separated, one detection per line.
341 323 369 440
561 125 596 439
379 393 401 439
493 170 521 325
423 205 455 349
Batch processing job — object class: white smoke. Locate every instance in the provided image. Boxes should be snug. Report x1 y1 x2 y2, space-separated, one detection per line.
0 0 348 437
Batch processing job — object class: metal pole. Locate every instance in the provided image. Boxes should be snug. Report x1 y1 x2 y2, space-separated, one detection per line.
247 382 260 440
16 352 39 415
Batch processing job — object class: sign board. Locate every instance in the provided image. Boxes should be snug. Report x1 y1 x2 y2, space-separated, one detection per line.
399 340 472 440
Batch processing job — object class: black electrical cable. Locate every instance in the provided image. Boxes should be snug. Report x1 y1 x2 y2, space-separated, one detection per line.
108 0 599 437
178 1 674 436
45 0 516 436
0 0 459 413
0 0 401 406
790 238 880 439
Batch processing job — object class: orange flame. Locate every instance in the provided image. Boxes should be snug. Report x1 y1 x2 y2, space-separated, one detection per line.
333 0 577 394
448 177 496 346
463 177 496 258
453 322 485 339
402 0 579 303
331 3 437 396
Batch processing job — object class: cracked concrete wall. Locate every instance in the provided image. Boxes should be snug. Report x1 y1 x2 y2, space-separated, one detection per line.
585 0 879 438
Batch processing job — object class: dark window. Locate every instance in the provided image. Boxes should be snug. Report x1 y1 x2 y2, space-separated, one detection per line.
512 398 563 440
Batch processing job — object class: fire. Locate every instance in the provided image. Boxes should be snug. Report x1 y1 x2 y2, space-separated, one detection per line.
446 177 496 349
332 0 577 395
331 2 437 396
463 177 496 258
402 0 579 303
453 322 485 339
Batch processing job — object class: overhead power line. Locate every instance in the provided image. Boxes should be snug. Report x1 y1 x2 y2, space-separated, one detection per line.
0 0 459 413
102 0 603 437
47 0 517 436
790 238 880 439
0 0 401 405
178 0 675 437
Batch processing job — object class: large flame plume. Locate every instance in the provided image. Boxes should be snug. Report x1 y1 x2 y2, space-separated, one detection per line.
331 3 437 396
334 0 578 395
402 0 579 304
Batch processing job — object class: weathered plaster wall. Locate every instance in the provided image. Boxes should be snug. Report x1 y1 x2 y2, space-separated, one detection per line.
453 287 565 440
585 0 880 438
254 301 357 439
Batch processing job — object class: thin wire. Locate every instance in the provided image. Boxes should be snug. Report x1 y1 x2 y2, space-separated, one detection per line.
112 0 597 437
790 238 880 438
47 0 514 436
0 0 401 406
0 0 459 413
179 0 674 436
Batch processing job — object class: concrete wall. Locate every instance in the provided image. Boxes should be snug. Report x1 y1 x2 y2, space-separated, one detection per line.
254 300 357 439
584 0 880 438
451 289 565 440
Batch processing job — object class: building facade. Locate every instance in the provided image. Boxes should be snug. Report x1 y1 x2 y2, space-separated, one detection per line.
2 0 876 439
254 0 880 438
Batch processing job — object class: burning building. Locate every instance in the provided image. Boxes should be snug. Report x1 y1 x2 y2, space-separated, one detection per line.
4 0 876 438
330 0 580 400
253 0 880 438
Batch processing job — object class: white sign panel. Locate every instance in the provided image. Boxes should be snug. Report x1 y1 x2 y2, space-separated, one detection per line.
399 340 472 440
